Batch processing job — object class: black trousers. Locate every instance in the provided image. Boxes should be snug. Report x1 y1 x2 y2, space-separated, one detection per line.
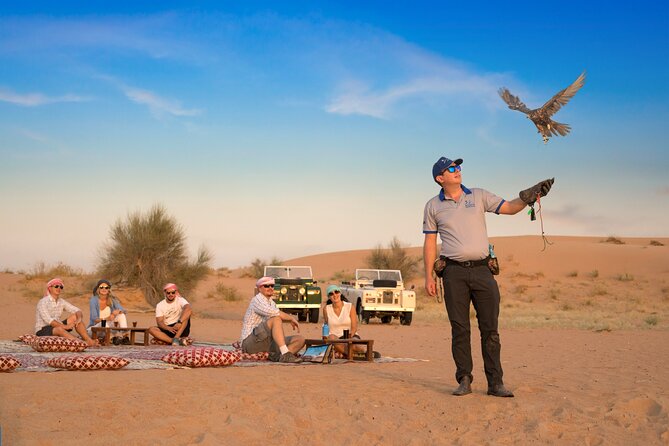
442 263 504 386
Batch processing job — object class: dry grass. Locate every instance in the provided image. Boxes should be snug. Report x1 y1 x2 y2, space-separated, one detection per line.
649 240 664 246
410 271 669 331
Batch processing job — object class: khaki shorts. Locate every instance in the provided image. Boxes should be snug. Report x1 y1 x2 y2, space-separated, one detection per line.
242 321 294 354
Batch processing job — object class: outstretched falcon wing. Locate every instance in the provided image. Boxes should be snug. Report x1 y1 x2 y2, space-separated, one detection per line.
539 71 586 118
498 88 531 114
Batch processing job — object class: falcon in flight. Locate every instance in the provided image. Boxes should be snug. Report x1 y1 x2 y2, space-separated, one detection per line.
499 71 586 143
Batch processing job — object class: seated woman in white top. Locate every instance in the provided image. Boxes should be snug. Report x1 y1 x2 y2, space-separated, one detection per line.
88 279 129 345
322 285 378 358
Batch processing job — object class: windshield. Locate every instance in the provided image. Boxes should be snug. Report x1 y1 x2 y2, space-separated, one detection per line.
264 266 313 279
355 269 402 281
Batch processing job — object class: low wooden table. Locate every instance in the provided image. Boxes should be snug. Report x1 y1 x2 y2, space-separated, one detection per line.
304 338 375 362
91 326 151 346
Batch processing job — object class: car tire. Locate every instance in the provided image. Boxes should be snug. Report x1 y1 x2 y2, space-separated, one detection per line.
400 312 413 326
308 308 319 324
361 311 371 325
381 315 392 324
297 313 307 322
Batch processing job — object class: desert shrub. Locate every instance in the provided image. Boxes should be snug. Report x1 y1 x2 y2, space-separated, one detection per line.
366 237 420 280
26 261 84 280
329 269 352 282
616 273 634 282
214 283 241 301
588 284 607 296
644 316 658 326
567 270 578 278
215 267 231 278
588 270 599 278
514 284 528 295
549 288 560 300
649 240 664 246
242 257 283 278
601 236 624 245
97 204 212 306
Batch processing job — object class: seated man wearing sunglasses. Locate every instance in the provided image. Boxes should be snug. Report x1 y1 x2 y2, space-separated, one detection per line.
147 283 193 346
35 278 99 346
240 276 304 363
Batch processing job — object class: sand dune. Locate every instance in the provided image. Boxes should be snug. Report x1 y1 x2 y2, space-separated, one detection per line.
0 235 668 445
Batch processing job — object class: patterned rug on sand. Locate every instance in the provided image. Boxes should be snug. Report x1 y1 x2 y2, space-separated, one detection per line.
0 340 425 372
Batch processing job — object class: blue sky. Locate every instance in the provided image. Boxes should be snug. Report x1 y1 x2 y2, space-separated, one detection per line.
1 1 667 271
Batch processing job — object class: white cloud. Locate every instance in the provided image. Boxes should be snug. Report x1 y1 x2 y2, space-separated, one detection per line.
0 88 89 106
121 86 201 117
321 33 509 119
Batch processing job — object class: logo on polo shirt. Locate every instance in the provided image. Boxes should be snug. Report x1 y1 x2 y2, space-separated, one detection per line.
465 200 475 208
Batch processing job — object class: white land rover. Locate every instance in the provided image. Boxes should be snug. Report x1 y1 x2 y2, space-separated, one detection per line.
339 269 415 325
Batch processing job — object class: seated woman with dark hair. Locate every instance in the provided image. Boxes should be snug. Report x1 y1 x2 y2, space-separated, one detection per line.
88 279 130 345
322 285 378 359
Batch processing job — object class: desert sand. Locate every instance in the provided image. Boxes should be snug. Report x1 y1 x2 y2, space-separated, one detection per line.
1 236 668 445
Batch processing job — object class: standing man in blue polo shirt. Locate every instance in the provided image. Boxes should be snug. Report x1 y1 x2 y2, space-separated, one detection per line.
423 156 553 397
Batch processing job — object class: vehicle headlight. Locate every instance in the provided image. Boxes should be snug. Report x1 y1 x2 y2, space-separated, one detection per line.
307 290 319 295
281 287 287 295
377 291 382 297
299 288 306 295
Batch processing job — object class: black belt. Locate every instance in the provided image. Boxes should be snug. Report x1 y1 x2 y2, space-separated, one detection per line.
440 255 489 268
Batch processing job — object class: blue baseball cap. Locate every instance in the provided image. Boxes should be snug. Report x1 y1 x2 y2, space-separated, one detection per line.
432 156 463 180
326 285 341 296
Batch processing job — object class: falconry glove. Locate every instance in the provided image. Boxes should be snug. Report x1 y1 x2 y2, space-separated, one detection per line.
519 178 554 205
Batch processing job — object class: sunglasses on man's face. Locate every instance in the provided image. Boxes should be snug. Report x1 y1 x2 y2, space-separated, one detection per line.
261 284 274 289
98 286 110 290
165 290 177 295
51 285 64 289
443 165 462 174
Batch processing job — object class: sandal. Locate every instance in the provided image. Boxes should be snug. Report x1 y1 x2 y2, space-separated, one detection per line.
112 336 122 345
121 337 131 345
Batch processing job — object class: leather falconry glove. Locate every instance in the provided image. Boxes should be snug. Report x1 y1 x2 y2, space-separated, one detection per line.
519 178 555 205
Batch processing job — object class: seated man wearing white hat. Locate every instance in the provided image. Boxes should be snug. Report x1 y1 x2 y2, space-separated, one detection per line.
240 276 305 363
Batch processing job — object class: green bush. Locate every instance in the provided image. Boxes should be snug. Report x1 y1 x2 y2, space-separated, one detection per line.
242 257 283 278
97 204 212 306
366 237 420 280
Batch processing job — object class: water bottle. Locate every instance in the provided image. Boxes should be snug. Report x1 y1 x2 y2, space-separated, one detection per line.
322 323 329 340
489 244 496 258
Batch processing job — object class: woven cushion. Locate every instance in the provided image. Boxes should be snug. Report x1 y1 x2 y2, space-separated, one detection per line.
0 355 21 372
31 336 87 352
150 336 194 346
19 334 39 345
161 347 240 367
45 355 129 370
236 349 270 361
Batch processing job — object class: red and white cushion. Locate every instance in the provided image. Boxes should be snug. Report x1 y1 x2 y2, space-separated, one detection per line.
150 336 194 346
19 334 39 345
45 355 129 370
0 355 21 372
235 350 270 361
161 347 240 367
31 336 88 352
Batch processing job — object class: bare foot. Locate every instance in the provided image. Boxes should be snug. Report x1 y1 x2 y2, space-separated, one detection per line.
86 338 100 347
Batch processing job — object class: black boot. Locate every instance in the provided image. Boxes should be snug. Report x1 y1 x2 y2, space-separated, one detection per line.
452 376 472 396
487 383 514 397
